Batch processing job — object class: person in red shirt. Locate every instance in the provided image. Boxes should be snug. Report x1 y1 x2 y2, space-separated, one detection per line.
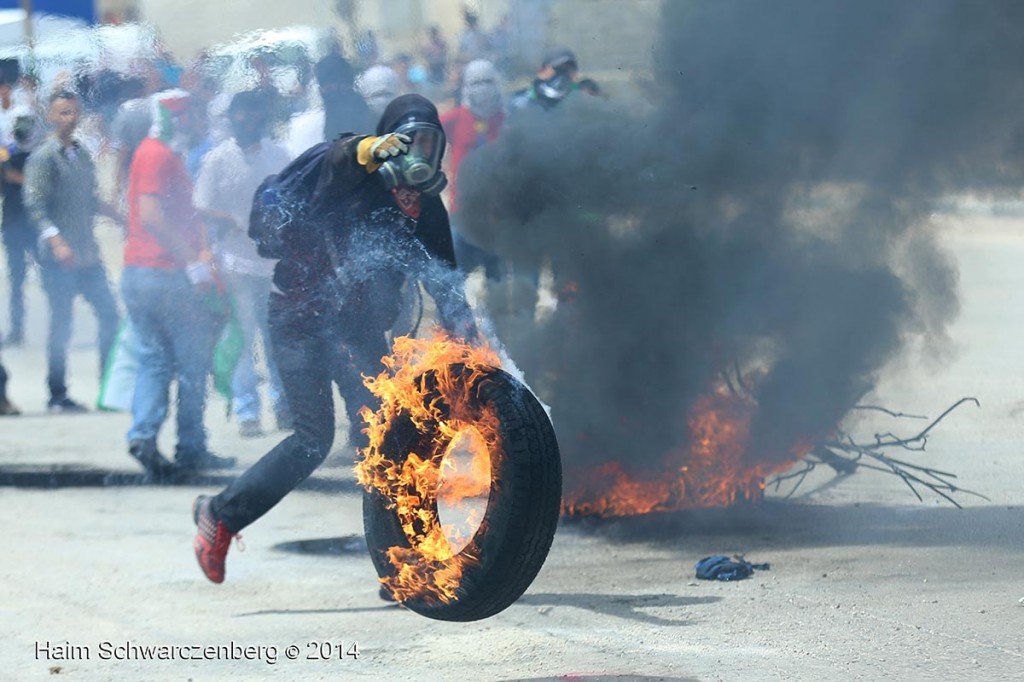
440 59 505 279
120 89 235 478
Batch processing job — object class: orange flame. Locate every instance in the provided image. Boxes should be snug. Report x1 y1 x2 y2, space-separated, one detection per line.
563 385 810 518
355 330 503 603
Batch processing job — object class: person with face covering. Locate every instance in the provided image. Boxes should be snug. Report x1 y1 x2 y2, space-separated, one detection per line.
192 94 478 585
121 90 236 477
286 53 374 158
440 59 505 278
195 90 293 438
509 47 595 112
354 65 401 119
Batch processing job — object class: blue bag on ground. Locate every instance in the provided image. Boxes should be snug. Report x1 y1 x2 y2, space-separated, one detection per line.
695 555 770 581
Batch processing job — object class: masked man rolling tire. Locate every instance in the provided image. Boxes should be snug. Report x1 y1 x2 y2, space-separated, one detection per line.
193 95 479 585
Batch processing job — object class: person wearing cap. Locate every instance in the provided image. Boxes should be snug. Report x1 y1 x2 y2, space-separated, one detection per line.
121 89 235 478
509 47 594 112
24 90 122 413
192 94 478 585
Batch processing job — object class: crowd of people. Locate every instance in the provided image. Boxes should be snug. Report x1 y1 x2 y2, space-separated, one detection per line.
0 12 599 582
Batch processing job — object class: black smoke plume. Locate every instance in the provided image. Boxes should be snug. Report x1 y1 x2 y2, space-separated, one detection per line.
456 0 1024 508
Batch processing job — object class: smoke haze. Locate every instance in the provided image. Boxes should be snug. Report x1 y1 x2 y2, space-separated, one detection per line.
457 0 1024 500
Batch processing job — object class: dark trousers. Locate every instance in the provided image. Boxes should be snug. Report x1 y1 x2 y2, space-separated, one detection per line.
40 261 120 400
213 294 389 532
451 227 503 281
0 361 8 402
3 226 36 340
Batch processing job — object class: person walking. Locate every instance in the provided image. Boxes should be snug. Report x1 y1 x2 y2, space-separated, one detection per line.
195 91 292 438
24 91 121 412
2 113 38 346
121 89 235 476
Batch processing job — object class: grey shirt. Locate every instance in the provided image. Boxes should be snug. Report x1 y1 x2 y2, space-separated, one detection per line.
24 136 102 267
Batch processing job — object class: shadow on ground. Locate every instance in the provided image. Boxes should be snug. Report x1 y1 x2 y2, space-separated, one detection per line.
272 535 368 556
0 463 360 494
515 592 720 626
559 500 1024 552
499 677 701 682
237 592 719 627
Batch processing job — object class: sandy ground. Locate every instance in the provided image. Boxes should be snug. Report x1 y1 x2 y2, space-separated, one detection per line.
1 209 1022 682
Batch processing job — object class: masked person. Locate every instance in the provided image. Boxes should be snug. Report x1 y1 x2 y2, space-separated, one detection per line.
354 65 401 119
440 59 505 279
192 94 478 584
509 48 593 112
196 91 292 438
286 53 374 158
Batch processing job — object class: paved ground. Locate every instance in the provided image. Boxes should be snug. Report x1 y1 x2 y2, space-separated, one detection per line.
1 210 1022 681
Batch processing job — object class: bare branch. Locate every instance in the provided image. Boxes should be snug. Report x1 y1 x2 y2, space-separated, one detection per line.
853 405 928 420
769 397 986 507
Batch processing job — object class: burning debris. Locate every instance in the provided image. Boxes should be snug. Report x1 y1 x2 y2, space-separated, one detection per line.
356 332 502 603
455 0 1024 517
355 330 561 618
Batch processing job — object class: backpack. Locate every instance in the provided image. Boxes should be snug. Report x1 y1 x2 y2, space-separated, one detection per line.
248 141 331 259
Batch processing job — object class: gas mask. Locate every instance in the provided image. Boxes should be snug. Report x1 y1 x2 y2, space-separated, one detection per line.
377 121 448 195
535 73 575 106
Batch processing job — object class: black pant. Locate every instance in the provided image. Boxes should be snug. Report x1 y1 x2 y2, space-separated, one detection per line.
3 225 36 340
213 294 389 532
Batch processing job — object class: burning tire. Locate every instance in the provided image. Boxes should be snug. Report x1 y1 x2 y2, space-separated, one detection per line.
360 363 562 622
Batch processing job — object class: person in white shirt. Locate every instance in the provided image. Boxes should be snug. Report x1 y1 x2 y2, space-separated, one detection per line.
0 79 18 146
195 90 293 438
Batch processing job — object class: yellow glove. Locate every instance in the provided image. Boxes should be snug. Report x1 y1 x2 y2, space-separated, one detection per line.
357 133 412 173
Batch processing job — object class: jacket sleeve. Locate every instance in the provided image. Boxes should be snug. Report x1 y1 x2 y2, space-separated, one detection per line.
314 134 372 207
23 148 56 236
416 197 479 341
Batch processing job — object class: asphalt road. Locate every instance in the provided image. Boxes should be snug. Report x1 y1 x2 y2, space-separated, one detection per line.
1 209 1022 681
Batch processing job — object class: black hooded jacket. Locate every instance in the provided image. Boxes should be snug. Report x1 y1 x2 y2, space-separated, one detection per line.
271 95 469 336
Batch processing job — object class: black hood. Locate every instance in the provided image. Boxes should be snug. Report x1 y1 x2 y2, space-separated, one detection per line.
315 53 355 89
375 94 441 135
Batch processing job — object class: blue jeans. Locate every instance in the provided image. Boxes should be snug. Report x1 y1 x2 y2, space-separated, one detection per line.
39 261 120 400
226 272 287 422
121 266 222 455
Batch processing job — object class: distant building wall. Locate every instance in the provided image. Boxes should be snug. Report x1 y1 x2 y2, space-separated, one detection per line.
106 0 657 75
133 0 336 56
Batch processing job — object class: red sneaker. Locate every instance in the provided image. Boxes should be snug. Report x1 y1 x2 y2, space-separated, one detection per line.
192 496 240 584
